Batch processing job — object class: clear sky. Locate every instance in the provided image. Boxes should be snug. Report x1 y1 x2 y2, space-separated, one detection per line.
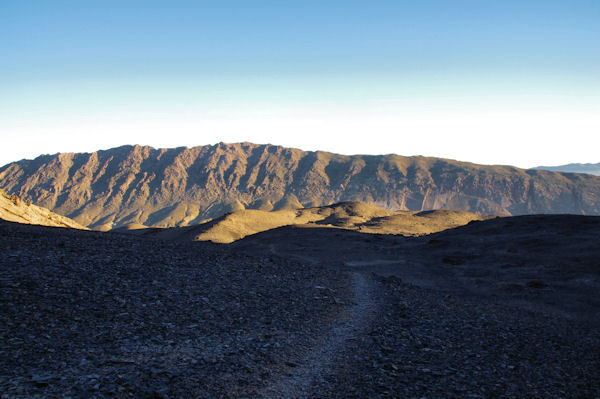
1 0 599 168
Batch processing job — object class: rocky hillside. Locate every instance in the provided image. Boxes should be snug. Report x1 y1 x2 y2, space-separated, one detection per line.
0 190 87 230
1 142 599 229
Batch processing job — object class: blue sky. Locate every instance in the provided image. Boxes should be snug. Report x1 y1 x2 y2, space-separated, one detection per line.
1 1 599 167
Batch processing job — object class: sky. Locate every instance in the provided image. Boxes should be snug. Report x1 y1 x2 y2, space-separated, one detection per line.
1 0 599 168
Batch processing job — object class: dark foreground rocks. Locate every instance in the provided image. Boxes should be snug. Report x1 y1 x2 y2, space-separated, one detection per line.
313 274 600 398
0 221 352 398
2 215 600 398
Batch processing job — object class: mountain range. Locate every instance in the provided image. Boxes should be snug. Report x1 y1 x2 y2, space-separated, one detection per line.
533 162 600 176
1 142 599 229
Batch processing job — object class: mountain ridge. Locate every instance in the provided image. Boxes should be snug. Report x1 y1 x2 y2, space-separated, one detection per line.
1 142 599 229
533 162 600 176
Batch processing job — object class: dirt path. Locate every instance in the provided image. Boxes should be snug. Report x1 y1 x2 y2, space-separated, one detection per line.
261 271 378 399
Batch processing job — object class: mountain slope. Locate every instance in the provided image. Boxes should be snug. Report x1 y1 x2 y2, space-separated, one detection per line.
120 201 486 243
533 162 600 176
1 142 599 229
0 190 88 229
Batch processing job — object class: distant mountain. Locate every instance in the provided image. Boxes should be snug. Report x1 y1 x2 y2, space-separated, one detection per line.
533 163 600 176
116 201 486 243
0 189 88 229
1 142 599 229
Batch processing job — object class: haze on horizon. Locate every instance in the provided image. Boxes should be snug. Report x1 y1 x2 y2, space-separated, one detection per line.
1 0 599 169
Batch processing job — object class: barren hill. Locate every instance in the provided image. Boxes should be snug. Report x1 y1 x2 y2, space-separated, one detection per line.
1 142 599 229
124 201 486 243
0 190 87 229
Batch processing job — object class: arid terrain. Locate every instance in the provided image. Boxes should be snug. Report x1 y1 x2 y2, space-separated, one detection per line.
1 143 599 230
117 201 486 243
1 212 599 398
4 0 599 396
0 189 87 230
1 148 599 397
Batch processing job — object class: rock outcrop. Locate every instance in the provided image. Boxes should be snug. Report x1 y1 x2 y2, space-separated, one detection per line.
1 142 599 229
0 190 88 229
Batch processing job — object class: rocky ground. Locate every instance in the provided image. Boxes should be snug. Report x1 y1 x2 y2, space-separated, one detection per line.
1 215 600 398
313 275 600 398
0 221 353 398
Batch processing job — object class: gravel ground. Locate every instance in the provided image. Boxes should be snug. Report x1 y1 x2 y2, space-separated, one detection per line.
1 218 599 398
312 274 600 398
0 221 352 398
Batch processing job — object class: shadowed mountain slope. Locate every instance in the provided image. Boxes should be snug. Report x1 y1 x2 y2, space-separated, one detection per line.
1 142 599 229
0 190 87 230
117 201 486 243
